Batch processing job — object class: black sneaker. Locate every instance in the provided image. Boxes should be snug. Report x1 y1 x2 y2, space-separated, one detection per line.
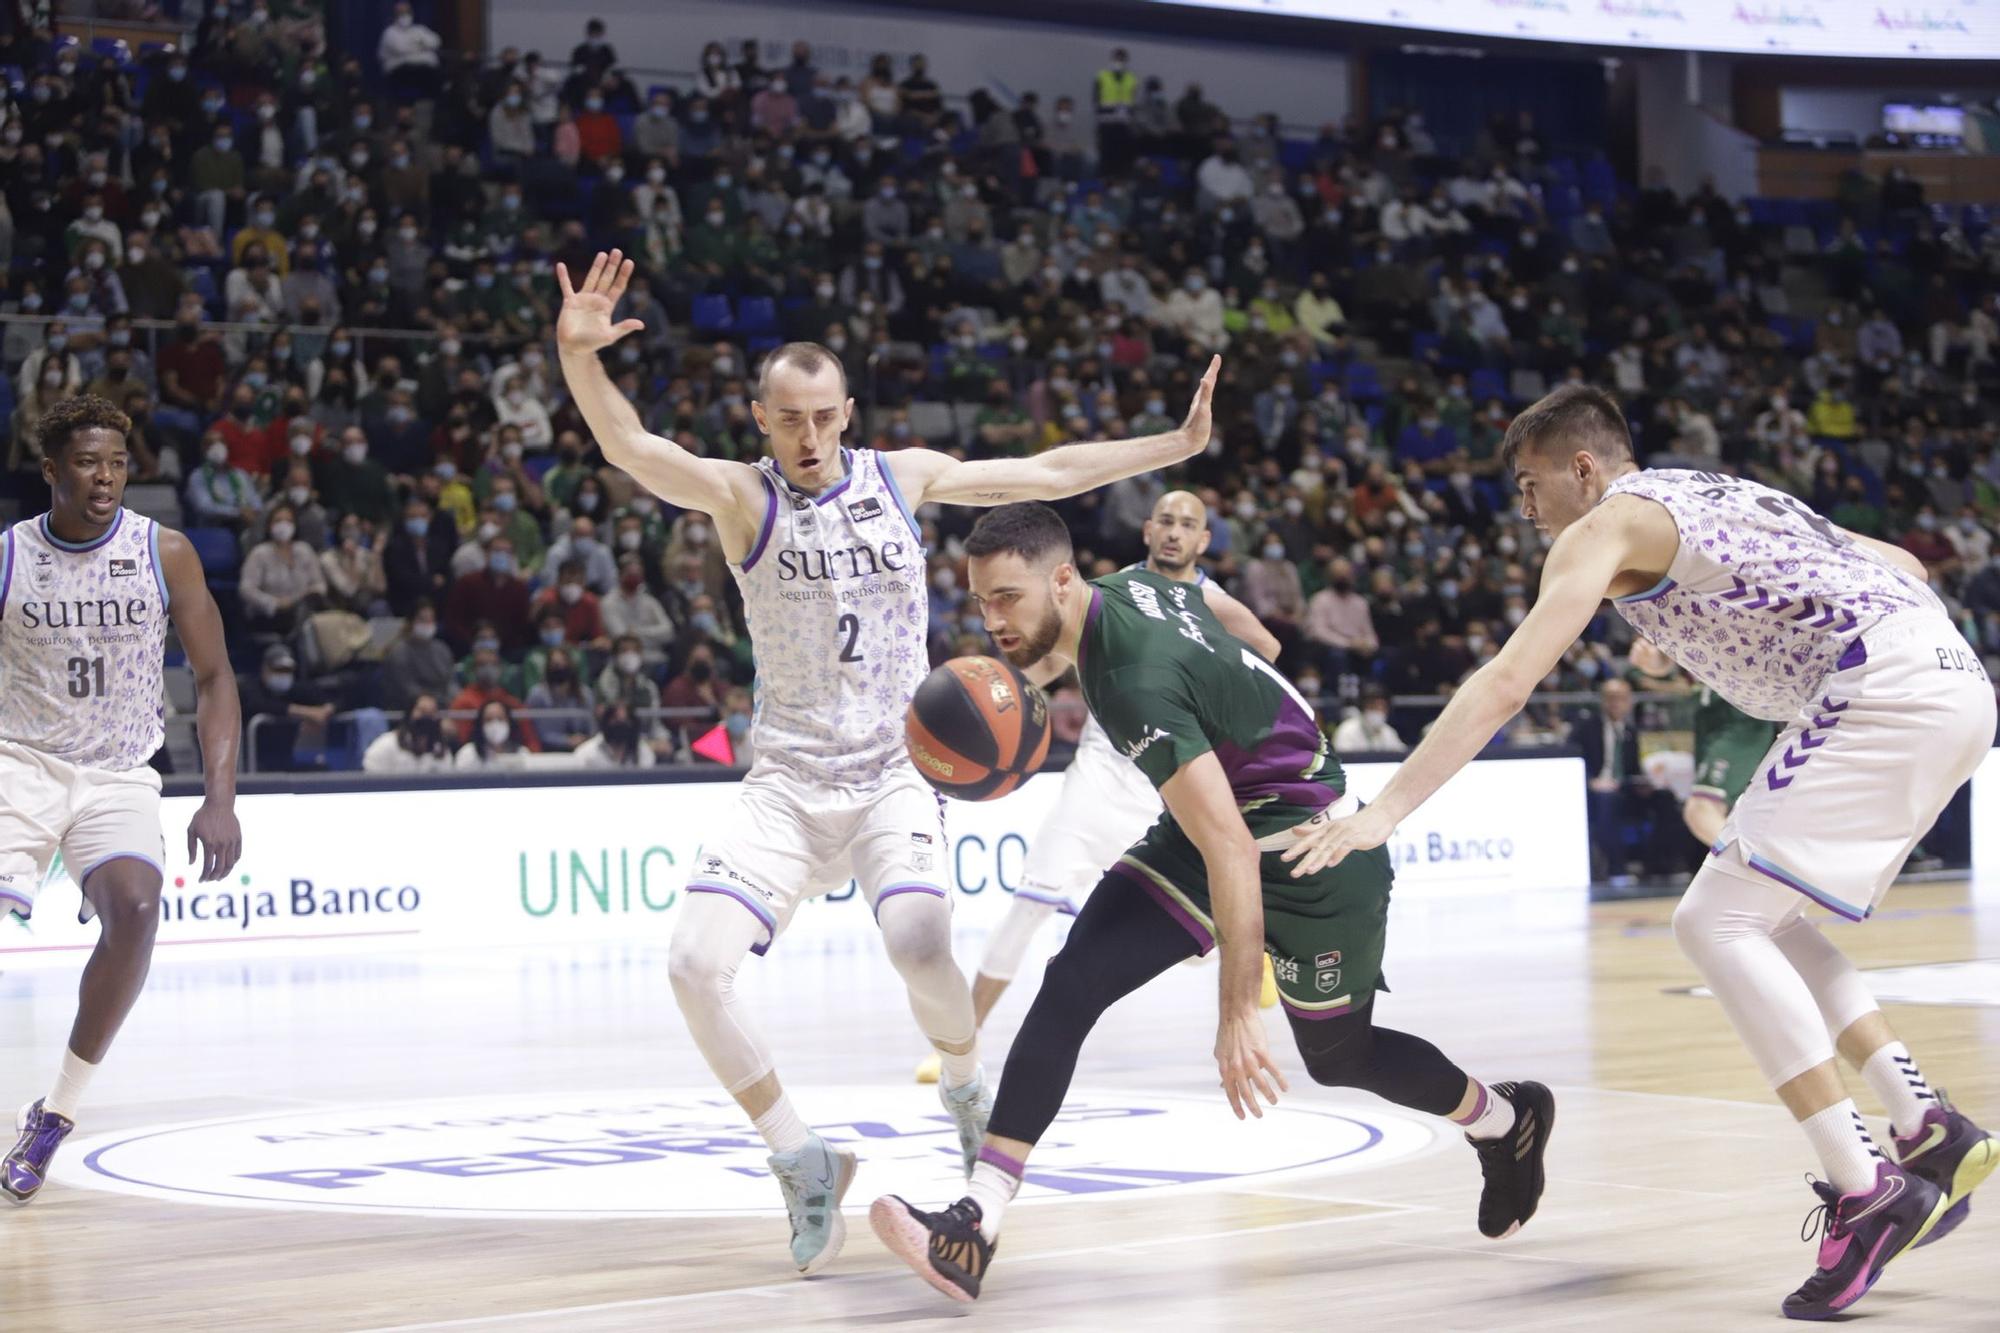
1468 1081 1555 1238
869 1194 995 1303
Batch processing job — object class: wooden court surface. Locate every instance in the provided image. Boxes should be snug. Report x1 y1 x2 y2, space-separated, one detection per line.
4 879 1998 1331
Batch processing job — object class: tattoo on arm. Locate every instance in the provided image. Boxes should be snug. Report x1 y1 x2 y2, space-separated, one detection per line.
974 491 1009 500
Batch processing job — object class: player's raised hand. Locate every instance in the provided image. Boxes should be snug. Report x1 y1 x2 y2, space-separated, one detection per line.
187 800 242 883
1174 354 1222 458
1280 802 1395 878
555 249 646 357
1216 1007 1288 1121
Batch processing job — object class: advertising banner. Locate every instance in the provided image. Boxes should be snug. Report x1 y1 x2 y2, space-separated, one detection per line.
1 758 1587 966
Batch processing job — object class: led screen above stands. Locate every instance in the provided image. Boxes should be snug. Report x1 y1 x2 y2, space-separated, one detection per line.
1138 0 2000 60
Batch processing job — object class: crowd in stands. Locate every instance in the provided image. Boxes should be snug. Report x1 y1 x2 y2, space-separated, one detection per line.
1 15 1997 842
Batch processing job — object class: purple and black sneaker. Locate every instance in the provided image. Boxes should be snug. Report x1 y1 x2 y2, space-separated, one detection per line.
1892 1094 1999 1248
1782 1162 1948 1320
3 1099 76 1204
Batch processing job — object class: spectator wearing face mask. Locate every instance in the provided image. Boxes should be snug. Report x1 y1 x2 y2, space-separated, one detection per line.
493 375 554 449
546 515 620 593
525 647 597 751
363 692 456 774
660 640 726 751
238 643 335 772
1239 533 1306 667
602 555 676 663
239 503 328 635
576 701 655 768
456 699 536 771
183 432 262 530
381 602 456 710
450 647 540 748
445 535 532 654
378 1 444 104
1303 558 1380 678
596 633 662 713
323 514 388 615
317 427 397 530
530 558 610 647
1332 686 1406 755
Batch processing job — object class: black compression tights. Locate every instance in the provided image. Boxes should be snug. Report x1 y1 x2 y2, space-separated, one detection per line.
986 871 1473 1146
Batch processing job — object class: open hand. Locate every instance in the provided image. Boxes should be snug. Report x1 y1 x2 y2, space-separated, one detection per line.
1176 354 1221 457
1216 1008 1288 1120
555 249 646 357
1279 802 1395 878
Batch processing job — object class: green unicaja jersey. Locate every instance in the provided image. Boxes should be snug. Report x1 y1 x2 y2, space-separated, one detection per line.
1076 568 1345 838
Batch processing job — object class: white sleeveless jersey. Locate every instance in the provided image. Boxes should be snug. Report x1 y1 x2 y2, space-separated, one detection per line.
1075 564 1208 760
731 448 929 785
0 509 170 771
1606 469 1942 722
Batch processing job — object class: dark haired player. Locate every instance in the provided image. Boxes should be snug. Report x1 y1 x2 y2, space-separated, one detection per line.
870 501 1551 1304
557 250 1225 1273
2 394 242 1201
1285 384 1995 1319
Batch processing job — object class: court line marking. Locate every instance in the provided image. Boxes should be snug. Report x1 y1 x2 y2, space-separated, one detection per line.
348 1207 1429 1332
1544 1174 1735 1200
1371 1239 1587 1267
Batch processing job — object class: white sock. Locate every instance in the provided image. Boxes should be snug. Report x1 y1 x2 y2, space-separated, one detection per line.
966 1149 1023 1241
1801 1100 1887 1195
1860 1043 1937 1140
753 1095 810 1156
44 1048 98 1122
939 1046 981 1091
1454 1080 1517 1141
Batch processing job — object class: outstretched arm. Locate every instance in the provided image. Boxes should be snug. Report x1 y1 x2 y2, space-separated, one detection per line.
1199 579 1280 663
555 251 763 549
889 356 1221 507
161 530 242 882
1282 500 1662 876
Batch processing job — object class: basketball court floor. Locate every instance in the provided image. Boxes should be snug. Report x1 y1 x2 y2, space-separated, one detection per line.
4 876 1998 1331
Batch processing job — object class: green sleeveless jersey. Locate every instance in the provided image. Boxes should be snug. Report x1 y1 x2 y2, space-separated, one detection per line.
1076 568 1345 839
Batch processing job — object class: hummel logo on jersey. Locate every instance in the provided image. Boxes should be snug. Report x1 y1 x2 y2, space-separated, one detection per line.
1122 726 1170 761
846 497 884 523
108 558 137 578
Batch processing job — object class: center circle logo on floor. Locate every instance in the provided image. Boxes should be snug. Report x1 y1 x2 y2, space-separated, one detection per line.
60 1086 1438 1218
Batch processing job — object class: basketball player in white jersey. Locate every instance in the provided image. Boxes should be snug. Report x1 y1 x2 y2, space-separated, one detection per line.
914 489 1281 1085
1 395 243 1202
555 251 1220 1273
1286 385 1996 1319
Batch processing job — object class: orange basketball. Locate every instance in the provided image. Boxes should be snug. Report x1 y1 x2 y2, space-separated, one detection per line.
906 656 1053 801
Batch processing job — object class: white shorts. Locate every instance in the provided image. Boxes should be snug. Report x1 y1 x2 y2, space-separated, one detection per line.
1713 613 1996 920
1017 741 1162 912
0 739 165 923
687 758 949 954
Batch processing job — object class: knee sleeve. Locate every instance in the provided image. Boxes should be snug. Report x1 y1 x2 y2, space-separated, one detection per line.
668 893 773 1095
1772 915 1881 1039
1673 861 1839 1088
1290 1001 1468 1117
977 895 1059 983
876 891 974 1048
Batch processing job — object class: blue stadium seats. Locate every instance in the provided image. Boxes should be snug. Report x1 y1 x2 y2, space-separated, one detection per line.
185 528 240 577
736 295 778 335
690 294 733 332
1343 362 1383 402
1468 367 1506 402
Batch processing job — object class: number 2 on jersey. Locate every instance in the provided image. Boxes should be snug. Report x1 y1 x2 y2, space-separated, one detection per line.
66 656 106 698
836 612 864 663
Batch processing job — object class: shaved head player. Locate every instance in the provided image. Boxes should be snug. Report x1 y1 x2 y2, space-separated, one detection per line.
556 250 1224 1274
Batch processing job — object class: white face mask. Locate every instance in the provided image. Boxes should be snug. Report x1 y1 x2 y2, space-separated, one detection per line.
269 521 295 542
483 719 511 746
616 651 642 676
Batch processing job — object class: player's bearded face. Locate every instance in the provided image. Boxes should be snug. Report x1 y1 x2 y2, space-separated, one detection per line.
998 580 1064 670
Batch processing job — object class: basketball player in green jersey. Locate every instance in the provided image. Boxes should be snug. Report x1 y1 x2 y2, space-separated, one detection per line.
1631 639 1777 850
870 502 1553 1304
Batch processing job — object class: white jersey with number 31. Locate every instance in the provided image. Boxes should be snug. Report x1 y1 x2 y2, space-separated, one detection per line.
0 509 169 772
